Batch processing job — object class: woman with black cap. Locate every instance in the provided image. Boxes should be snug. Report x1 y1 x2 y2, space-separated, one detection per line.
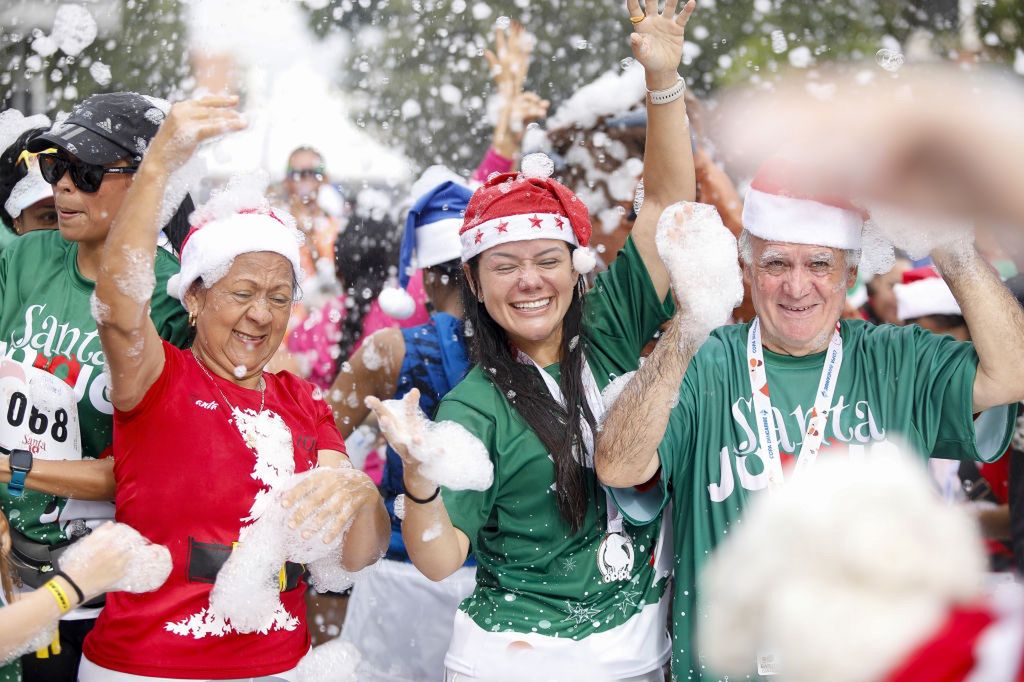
0 93 190 681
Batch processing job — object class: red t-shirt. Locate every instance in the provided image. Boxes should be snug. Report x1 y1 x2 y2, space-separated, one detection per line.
84 342 346 678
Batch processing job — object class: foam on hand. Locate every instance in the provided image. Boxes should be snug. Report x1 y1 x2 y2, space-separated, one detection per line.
210 468 369 632
656 201 743 341
374 397 494 491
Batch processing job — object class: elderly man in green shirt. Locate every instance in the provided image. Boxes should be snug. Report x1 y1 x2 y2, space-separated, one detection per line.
595 159 1023 682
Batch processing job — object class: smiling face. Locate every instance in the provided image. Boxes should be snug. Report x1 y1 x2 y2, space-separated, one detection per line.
745 235 857 356
52 155 134 245
469 239 578 364
186 252 295 384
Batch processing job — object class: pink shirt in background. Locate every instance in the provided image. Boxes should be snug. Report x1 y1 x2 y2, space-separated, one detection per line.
472 147 514 185
286 271 429 485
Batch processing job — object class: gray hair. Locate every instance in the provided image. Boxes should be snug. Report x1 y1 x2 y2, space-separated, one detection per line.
738 229 861 272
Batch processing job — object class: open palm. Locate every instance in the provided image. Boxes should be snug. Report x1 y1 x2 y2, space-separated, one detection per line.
627 0 696 74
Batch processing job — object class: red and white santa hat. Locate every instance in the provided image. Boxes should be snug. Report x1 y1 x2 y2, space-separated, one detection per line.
459 153 596 273
167 206 303 304
742 157 867 250
893 266 960 322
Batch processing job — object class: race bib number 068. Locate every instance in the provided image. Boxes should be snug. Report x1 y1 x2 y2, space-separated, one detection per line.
0 360 81 460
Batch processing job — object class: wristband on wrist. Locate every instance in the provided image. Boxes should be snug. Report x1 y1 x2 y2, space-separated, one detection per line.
7 449 33 498
52 570 86 606
405 485 441 504
44 580 73 614
647 76 686 105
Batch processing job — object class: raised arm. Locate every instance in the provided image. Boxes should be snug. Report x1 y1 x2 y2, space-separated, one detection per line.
95 97 245 411
628 0 698 299
597 202 742 486
329 327 403 439
932 245 1024 412
366 390 471 581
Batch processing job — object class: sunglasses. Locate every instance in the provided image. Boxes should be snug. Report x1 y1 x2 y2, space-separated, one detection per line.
38 154 138 193
287 168 325 181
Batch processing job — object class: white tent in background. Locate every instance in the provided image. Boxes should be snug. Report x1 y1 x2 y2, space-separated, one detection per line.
186 0 411 183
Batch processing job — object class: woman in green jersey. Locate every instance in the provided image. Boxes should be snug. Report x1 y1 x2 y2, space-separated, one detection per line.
368 2 698 679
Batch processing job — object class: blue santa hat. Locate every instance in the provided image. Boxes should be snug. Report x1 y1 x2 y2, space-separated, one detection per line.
378 176 473 320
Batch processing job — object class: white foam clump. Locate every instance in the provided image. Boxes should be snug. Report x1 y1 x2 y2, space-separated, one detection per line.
112 245 157 304
546 62 646 131
32 4 98 57
362 336 384 371
378 286 416 320
655 202 743 341
376 398 494 491
699 447 986 682
185 171 301 288
60 522 172 594
210 468 366 633
864 202 974 262
88 61 112 86
233 365 246 379
0 110 51 158
297 638 361 682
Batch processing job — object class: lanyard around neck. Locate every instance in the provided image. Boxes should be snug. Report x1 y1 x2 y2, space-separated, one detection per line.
746 317 844 489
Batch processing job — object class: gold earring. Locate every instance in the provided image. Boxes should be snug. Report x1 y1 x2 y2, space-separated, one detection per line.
188 310 197 327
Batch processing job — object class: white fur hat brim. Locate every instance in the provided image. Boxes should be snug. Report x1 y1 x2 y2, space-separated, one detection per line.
173 212 303 304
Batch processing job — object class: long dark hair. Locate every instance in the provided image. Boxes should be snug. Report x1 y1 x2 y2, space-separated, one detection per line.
462 253 597 533
333 214 401 365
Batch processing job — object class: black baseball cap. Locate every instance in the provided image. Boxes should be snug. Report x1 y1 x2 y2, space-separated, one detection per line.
27 92 167 165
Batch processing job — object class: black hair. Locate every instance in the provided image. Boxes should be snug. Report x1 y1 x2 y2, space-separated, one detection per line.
164 194 195 256
422 257 463 296
462 250 596 533
0 127 49 232
333 213 401 365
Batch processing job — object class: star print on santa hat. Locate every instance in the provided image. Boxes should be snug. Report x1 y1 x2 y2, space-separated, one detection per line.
458 153 596 273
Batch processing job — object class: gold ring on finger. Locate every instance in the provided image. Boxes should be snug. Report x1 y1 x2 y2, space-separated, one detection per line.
629 14 646 24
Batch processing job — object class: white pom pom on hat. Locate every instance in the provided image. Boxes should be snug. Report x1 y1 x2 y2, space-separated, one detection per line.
572 246 597 274
378 285 417 320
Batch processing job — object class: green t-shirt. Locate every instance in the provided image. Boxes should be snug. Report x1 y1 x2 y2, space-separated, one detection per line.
635 320 1015 681
435 237 672 640
0 230 189 544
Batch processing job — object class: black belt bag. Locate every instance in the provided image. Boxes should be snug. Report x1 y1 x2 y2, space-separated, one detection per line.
9 529 105 609
187 538 305 591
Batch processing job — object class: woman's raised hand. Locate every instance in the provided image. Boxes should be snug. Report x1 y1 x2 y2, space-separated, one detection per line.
627 0 696 78
144 95 246 174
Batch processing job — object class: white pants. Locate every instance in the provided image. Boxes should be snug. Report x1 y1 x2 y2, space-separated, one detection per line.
444 667 665 681
341 559 476 682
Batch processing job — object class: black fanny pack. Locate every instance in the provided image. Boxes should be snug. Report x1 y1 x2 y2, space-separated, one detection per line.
187 537 305 592
9 529 105 609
